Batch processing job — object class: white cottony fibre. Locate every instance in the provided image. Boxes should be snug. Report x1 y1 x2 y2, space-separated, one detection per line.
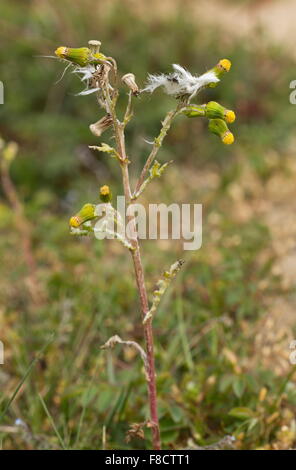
143 64 219 98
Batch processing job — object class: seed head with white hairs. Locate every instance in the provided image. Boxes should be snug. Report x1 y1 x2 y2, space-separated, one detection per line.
143 64 220 100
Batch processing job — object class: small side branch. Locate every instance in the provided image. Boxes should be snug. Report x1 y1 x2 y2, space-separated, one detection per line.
101 335 148 374
132 160 173 200
134 105 182 195
143 260 185 324
123 91 133 127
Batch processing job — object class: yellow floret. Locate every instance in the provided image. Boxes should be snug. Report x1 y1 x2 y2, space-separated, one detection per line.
225 110 236 124
219 59 231 72
100 185 110 196
69 216 80 227
222 131 234 145
55 46 68 59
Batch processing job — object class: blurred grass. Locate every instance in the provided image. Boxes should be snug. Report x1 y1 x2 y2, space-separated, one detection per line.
0 0 296 450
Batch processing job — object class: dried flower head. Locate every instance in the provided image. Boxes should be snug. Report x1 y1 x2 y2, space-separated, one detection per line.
88 40 102 54
89 115 113 137
122 73 139 96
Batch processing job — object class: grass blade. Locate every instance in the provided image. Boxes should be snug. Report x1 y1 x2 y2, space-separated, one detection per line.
0 334 55 423
38 393 67 450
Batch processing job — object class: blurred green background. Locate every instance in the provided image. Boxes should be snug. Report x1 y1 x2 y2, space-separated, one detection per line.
1 0 296 450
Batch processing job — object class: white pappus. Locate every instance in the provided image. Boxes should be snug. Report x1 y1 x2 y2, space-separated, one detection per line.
72 65 100 96
143 64 219 99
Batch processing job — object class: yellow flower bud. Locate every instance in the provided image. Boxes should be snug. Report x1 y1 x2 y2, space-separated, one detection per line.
99 185 112 203
218 59 231 73
225 110 236 124
55 47 67 59
69 203 96 227
69 216 80 228
205 101 235 123
207 58 232 88
208 119 234 145
222 131 234 145
55 47 91 66
55 46 106 67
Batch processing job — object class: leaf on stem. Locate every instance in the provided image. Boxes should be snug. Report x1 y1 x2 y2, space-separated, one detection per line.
132 160 173 200
89 143 120 161
143 260 185 324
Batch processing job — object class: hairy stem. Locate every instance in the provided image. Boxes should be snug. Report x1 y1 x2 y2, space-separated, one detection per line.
130 239 161 449
104 81 161 449
121 145 161 450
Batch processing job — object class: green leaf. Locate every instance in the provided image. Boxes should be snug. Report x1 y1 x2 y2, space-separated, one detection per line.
247 417 259 432
232 377 246 398
167 404 183 423
229 407 255 420
219 374 235 393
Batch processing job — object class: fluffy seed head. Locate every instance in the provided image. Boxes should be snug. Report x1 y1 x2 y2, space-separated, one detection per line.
143 64 219 98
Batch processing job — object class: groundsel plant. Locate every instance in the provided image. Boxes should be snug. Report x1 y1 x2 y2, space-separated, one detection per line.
53 41 235 450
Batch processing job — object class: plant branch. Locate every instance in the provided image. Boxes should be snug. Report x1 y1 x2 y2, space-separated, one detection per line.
131 160 173 201
101 335 148 375
133 104 182 196
123 91 133 127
